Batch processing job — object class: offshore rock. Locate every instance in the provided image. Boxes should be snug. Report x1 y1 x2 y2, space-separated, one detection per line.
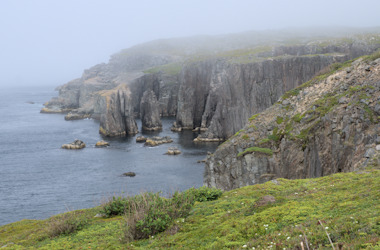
204 55 380 191
95 140 110 147
136 136 147 143
166 147 181 155
145 136 173 147
122 172 136 177
65 112 91 120
140 90 162 131
61 139 86 149
99 84 138 137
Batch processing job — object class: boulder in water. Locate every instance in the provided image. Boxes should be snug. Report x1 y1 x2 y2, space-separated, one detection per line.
122 172 136 177
95 140 110 147
61 139 86 149
166 147 181 155
136 136 147 143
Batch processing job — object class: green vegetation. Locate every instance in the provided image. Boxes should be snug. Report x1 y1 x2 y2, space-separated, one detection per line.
234 129 245 136
249 113 259 122
1 170 379 249
364 48 380 62
143 62 182 76
281 59 355 101
237 147 273 157
276 116 284 125
242 134 250 140
305 92 340 122
292 113 305 123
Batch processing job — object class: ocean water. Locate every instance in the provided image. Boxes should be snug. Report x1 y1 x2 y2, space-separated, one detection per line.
0 86 219 226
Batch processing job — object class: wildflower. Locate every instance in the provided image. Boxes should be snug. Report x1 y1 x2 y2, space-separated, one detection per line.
181 218 185 222
299 235 302 237
242 245 247 248
278 233 281 236
325 227 329 230
264 224 268 227
151 236 154 239
227 210 231 213
294 192 298 195
241 202 244 205
252 248 255 250
176 220 179 223
286 237 290 240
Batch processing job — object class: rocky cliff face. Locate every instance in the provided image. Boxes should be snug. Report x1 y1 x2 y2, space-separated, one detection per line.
175 42 380 140
176 54 345 139
99 84 138 137
129 73 179 117
204 54 380 191
140 90 162 131
41 31 380 140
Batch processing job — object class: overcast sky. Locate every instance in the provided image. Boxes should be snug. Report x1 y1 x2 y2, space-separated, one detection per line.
1 0 380 87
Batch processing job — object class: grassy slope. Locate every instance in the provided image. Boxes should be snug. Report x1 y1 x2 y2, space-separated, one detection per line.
1 169 379 249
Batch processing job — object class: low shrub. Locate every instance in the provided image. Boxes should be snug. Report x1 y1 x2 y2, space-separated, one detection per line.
123 187 223 242
101 196 129 217
183 186 223 202
47 211 89 237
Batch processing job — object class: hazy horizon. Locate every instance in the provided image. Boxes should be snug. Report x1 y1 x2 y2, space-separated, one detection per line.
1 0 380 87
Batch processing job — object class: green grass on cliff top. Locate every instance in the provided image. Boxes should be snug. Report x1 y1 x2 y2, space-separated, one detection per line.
1 168 379 249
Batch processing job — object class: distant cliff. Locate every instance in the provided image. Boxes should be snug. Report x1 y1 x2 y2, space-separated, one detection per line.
204 53 380 190
41 30 380 139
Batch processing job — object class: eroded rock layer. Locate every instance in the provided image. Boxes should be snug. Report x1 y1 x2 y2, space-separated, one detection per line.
99 84 138 136
204 55 380 191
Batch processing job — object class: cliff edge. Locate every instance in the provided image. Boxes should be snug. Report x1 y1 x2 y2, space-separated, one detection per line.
204 52 380 190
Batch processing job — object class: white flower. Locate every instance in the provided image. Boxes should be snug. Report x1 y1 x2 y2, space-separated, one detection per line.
151 236 154 239
299 234 302 237
227 210 231 213
241 202 244 205
242 245 247 248
264 224 268 227
181 218 185 222
325 227 329 230
294 192 298 195
176 220 179 223
286 237 290 240
278 233 281 236
252 247 255 250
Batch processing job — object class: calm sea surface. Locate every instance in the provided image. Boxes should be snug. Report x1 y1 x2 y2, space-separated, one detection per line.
0 86 219 226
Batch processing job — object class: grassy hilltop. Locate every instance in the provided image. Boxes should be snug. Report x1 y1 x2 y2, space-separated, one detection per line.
1 168 379 249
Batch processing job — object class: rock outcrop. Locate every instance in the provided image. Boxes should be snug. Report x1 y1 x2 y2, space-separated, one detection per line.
136 136 147 143
95 140 110 147
99 84 138 137
204 54 380 191
140 90 162 131
42 30 380 140
175 41 380 140
61 139 86 149
166 147 181 155
145 136 173 147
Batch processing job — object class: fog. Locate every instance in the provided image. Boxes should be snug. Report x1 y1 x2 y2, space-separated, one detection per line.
1 0 380 87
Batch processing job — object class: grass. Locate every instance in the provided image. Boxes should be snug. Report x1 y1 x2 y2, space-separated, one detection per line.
237 147 273 157
143 62 182 76
0 170 379 249
249 113 259 122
